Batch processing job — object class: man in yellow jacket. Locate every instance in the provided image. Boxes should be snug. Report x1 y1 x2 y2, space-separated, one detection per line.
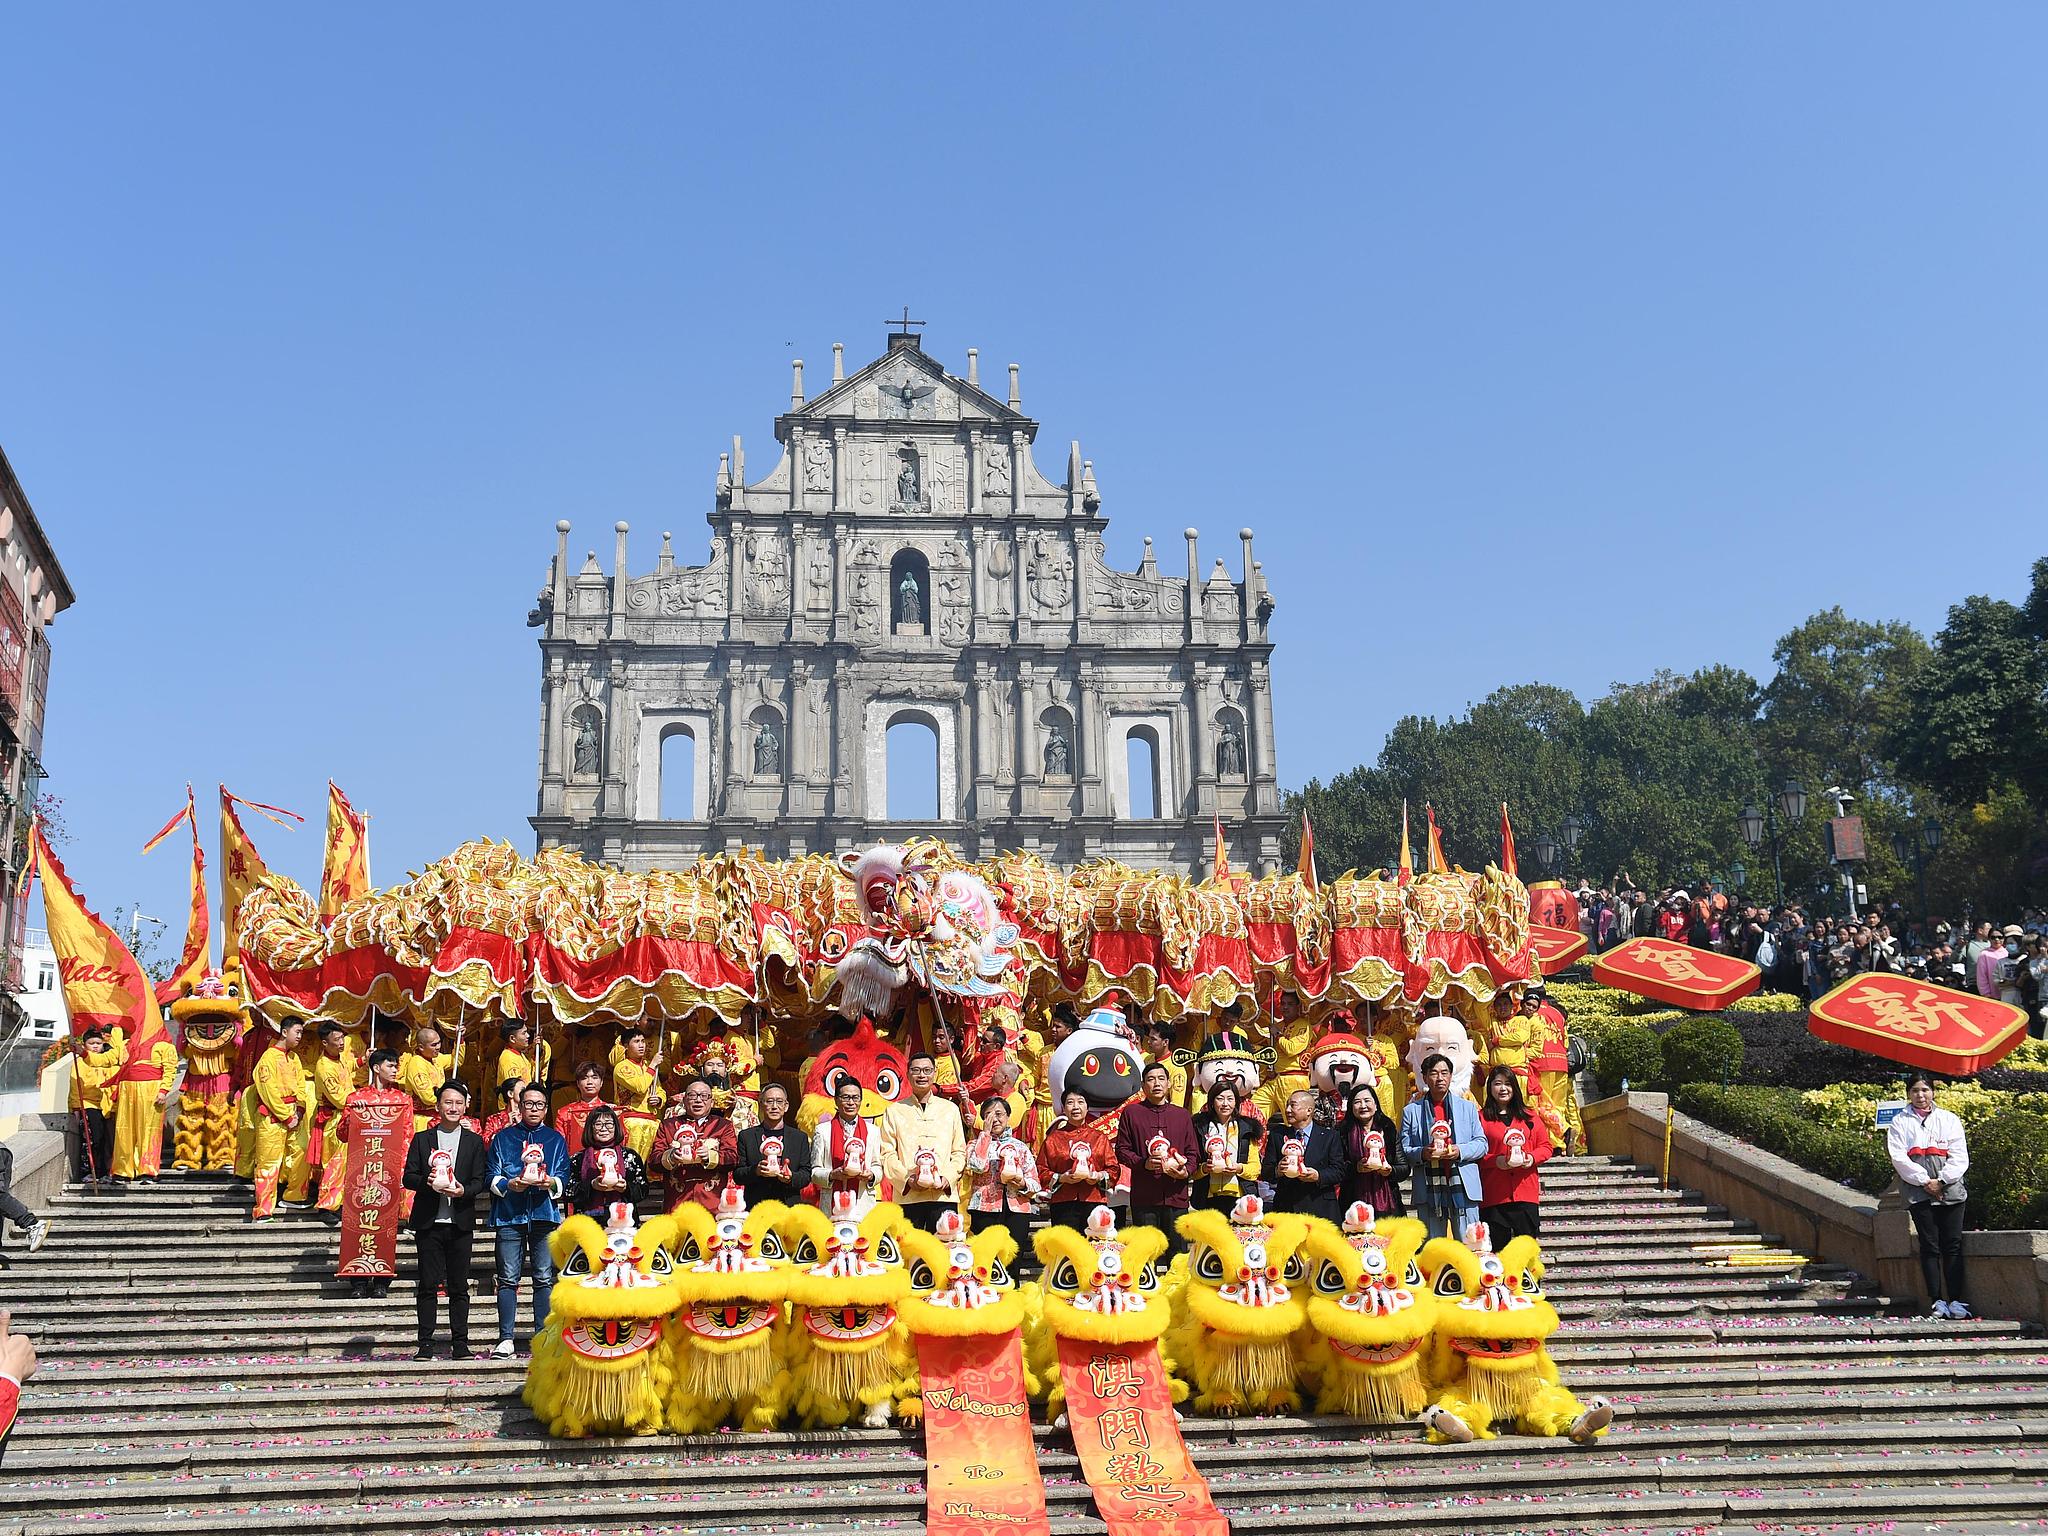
249 1017 311 1221
398 1024 464 1133
70 1025 125 1184
288 1023 357 1207
108 1016 180 1184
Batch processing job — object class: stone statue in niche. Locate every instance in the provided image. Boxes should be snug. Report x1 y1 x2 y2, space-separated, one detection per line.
896 448 921 507
898 567 924 626
983 442 1012 496
746 535 790 616
802 437 832 494
1217 716 1247 777
1043 724 1071 777
754 720 782 778
572 709 602 776
806 544 832 609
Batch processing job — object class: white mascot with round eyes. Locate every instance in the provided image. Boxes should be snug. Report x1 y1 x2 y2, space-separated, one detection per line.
1405 1012 1477 1101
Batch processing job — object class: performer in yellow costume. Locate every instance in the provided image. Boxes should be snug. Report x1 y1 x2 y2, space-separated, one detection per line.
1528 987 1582 1154
497 1019 551 1104
171 971 244 1173
69 1025 126 1184
288 1023 357 1206
610 1027 664 1159
399 1024 463 1133
248 1016 311 1221
108 1018 180 1182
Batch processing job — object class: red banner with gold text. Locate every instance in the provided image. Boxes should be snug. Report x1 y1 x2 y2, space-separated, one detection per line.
1056 1337 1228 1536
337 1087 411 1279
1591 936 1761 1011
917 1330 1050 1536
1809 973 2030 1076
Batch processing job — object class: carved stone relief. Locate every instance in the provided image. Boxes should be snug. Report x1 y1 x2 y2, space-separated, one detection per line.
801 437 832 494
745 535 789 616
1027 535 1072 615
983 536 1014 617
806 543 832 610
983 443 1012 495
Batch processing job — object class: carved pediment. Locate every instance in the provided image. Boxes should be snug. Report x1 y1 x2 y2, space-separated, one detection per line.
783 343 1027 433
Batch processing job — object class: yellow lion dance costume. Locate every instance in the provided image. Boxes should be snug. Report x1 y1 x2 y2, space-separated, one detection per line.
1416 1222 1612 1444
778 1193 913 1429
1170 1195 1312 1415
524 1203 684 1437
896 1208 1032 1422
1299 1202 1437 1420
171 970 244 1173
1025 1206 1183 1422
665 1188 793 1434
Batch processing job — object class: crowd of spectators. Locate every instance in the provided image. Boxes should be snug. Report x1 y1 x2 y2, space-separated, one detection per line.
1562 878 2048 1030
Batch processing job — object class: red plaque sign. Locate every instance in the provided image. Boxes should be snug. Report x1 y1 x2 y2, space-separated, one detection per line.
1530 923 1589 975
1808 973 2030 1076
1590 936 1762 1011
337 1086 412 1280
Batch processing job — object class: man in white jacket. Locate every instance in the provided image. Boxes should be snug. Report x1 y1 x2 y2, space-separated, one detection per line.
1885 1074 1971 1319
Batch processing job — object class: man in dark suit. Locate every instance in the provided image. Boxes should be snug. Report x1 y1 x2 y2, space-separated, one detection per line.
402 1081 487 1360
1266 1089 1345 1220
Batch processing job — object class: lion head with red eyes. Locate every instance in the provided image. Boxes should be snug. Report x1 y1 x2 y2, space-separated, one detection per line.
796 1017 909 1134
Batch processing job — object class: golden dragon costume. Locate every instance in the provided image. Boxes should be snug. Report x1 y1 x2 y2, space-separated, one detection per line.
1299 1202 1437 1420
778 1193 913 1428
664 1188 793 1434
1170 1194 1312 1415
1416 1222 1612 1444
524 1203 685 1437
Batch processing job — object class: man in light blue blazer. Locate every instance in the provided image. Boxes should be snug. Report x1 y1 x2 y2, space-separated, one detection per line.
1399 1052 1488 1241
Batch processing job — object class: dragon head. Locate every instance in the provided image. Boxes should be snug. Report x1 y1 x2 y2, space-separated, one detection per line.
779 1194 912 1353
1176 1196 1312 1342
1417 1222 1558 1375
1033 1206 1174 1343
1303 1203 1436 1372
544 1205 686 1371
667 1187 791 1352
902 1209 1024 1336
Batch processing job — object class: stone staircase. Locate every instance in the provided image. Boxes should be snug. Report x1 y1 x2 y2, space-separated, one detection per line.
5 1156 2046 1535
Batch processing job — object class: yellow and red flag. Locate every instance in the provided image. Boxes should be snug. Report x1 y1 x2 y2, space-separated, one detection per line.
1499 803 1518 879
1296 808 1318 893
141 784 210 1007
319 780 371 921
220 786 301 976
30 821 167 1051
1425 802 1448 874
1212 814 1232 885
1397 802 1414 887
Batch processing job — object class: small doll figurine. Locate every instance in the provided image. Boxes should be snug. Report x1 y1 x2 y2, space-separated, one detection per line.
673 1125 699 1166
429 1148 457 1192
1361 1126 1390 1173
1069 1140 1094 1179
913 1146 940 1190
595 1146 623 1185
521 1142 547 1184
1279 1131 1305 1178
759 1133 785 1177
1429 1118 1453 1159
1503 1126 1530 1169
1205 1127 1230 1172
842 1134 869 1177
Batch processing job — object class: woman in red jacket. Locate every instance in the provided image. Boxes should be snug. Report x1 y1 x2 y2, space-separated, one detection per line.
1478 1065 1553 1243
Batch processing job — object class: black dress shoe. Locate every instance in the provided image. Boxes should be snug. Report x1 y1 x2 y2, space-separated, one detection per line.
451 1347 475 1360
413 1347 435 1360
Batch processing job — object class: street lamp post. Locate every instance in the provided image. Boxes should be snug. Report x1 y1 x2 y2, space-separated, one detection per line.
1737 778 1807 906
1888 817 1941 928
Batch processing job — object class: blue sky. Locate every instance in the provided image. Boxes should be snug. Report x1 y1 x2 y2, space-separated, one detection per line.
4 6 2043 945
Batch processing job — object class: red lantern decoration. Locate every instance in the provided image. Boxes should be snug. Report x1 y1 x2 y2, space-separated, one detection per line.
1525 881 1581 936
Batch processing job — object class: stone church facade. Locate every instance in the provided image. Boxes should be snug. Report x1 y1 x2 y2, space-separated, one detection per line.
529 328 1285 876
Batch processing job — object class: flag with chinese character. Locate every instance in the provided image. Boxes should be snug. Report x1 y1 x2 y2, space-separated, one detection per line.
319 780 371 921
1056 1338 1227 1536
1809 973 2029 1075
1591 936 1761 1011
142 786 210 1007
31 822 168 1056
220 787 301 977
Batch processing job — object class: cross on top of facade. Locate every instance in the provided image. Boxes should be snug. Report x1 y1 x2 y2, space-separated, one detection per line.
887 305 925 337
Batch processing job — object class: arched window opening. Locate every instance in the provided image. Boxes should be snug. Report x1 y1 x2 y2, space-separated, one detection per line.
886 716 941 820
659 724 697 820
1125 729 1160 820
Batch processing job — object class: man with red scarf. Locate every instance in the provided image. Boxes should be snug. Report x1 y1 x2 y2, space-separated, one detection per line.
809 1076 883 1218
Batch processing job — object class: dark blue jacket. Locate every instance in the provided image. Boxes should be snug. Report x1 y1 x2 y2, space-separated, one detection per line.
487 1122 572 1228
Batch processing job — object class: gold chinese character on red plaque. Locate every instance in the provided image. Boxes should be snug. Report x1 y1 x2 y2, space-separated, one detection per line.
1809 972 2028 1075
1592 936 1761 1011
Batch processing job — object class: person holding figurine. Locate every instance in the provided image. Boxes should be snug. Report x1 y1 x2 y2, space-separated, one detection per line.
1189 1081 1264 1213
1477 1065 1553 1243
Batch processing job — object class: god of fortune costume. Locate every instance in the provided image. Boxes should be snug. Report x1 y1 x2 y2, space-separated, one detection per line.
108 1013 179 1180
1024 1206 1183 1422
1299 1204 1437 1420
248 1035 310 1220
1415 1222 1612 1443
664 1188 794 1433
289 1037 357 1206
777 1194 914 1428
1181 1028 1272 1118
524 1203 686 1437
1170 1195 1313 1414
895 1208 1032 1421
170 972 244 1172
1303 1032 1379 1124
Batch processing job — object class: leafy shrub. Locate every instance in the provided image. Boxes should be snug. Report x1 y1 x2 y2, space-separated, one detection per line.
1591 1024 1662 1097
1964 1109 2048 1230
1674 1084 1895 1193
1659 1017 1745 1088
